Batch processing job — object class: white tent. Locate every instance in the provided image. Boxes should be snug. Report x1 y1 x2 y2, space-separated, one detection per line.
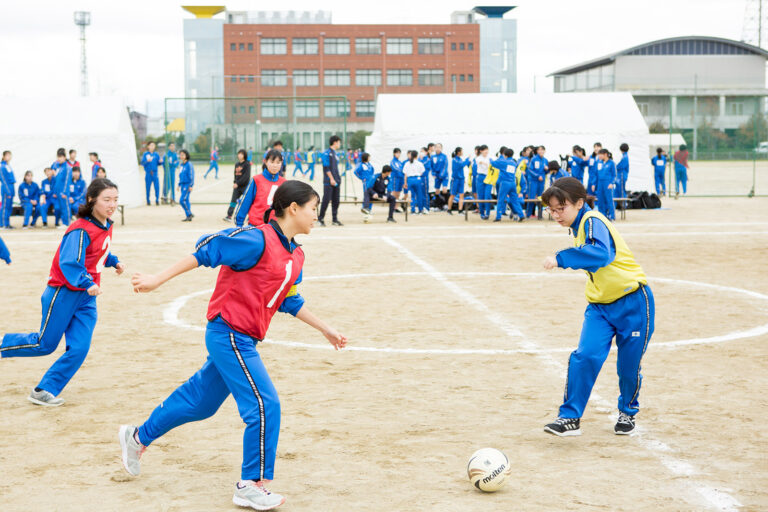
0 97 143 207
366 92 654 192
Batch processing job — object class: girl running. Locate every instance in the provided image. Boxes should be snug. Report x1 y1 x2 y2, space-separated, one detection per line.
120 181 347 511
1 178 123 406
540 177 654 437
178 149 194 222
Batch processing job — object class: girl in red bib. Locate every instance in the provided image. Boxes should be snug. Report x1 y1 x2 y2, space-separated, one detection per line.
1 179 124 406
121 181 346 511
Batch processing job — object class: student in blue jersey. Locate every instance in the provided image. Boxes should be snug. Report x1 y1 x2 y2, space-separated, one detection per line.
596 149 617 221
69 167 86 217
540 177 654 437
51 148 71 227
474 145 492 219
388 148 405 201
419 146 432 212
431 144 449 201
306 146 316 181
492 148 524 222
178 150 194 222
163 142 180 204
526 145 547 218
362 165 397 222
354 152 375 214
403 150 426 215
204 145 220 179
615 143 629 198
89 152 102 181
141 141 161 206
1 178 124 406
0 234 9 264
0 150 16 229
446 147 471 214
38 168 55 227
317 136 343 226
19 171 41 228
546 160 568 188
121 181 346 510
514 147 531 220
651 148 667 196
292 147 305 177
247 146 254 163
586 142 602 196
569 146 588 184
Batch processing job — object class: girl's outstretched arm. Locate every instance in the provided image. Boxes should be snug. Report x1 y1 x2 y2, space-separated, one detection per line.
131 255 198 293
295 307 347 350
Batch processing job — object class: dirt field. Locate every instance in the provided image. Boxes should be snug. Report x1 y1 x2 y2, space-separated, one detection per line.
0 164 766 511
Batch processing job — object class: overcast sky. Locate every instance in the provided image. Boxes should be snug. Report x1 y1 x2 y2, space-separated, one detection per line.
0 0 747 115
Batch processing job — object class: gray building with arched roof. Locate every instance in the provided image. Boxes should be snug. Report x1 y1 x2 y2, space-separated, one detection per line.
548 36 768 136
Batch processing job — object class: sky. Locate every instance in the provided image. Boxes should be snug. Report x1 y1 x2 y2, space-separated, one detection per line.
0 0 748 115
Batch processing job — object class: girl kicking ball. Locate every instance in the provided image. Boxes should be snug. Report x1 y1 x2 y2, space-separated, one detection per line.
540 177 654 436
1 178 124 406
121 181 347 511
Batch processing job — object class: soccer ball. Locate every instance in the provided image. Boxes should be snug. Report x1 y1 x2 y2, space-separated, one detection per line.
363 214 373 223
467 448 512 492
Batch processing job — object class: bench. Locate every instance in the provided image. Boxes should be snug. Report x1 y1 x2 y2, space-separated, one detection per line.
613 198 629 221
336 199 411 222
6 201 126 226
462 198 544 221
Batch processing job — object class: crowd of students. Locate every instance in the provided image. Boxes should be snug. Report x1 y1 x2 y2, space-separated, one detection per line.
0 148 106 229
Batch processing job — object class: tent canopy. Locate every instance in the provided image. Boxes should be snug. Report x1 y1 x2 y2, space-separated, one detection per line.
0 96 144 207
366 92 654 192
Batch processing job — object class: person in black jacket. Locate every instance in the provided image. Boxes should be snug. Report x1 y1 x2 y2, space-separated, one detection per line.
362 165 397 223
224 149 251 221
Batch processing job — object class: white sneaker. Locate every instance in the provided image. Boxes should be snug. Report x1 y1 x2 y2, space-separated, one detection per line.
28 389 64 407
119 425 146 476
233 480 286 510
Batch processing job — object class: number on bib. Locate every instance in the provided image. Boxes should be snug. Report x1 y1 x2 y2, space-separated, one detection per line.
95 236 111 273
267 185 278 206
266 260 293 308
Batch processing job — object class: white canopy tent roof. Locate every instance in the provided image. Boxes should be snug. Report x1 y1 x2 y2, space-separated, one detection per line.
0 96 143 207
648 133 687 158
366 92 654 192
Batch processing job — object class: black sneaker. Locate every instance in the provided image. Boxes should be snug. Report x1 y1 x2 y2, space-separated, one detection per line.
318 220 326 227
223 216 232 222
544 417 581 437
493 218 501 222
360 207 370 215
332 220 343 226
614 413 636 435
386 217 396 223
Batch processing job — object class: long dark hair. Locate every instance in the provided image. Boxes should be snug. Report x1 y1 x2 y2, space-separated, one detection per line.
541 177 595 208
78 178 118 219
263 181 320 224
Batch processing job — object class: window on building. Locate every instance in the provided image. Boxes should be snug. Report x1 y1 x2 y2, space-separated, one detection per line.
386 38 413 55
460 43 465 50
239 75 246 83
729 101 745 115
260 38 287 55
292 38 318 55
468 42 474 51
468 74 474 82
418 38 444 55
230 75 236 83
356 69 382 87
356 37 381 54
356 100 375 117
261 69 288 87
386 69 413 86
248 106 255 114
293 69 319 87
451 42 457 51
325 99 350 118
324 69 350 87
451 74 456 82
239 43 245 51
240 106 246 113
418 69 444 86
460 74 465 82
296 100 320 118
248 42 253 51
324 38 350 55
230 43 236 51
231 106 237 114
262 100 288 118
248 75 254 82
636 102 649 116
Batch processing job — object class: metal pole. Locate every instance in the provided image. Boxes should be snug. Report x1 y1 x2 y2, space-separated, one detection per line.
669 95 673 196
693 74 698 160
292 78 297 152
750 96 758 197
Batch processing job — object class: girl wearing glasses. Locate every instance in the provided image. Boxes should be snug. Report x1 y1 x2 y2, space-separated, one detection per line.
540 177 654 438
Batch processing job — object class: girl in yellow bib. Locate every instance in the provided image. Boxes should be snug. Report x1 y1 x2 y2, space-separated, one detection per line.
540 177 654 437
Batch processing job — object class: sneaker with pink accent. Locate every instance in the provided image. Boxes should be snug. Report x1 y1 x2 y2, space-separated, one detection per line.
119 425 146 476
233 480 286 510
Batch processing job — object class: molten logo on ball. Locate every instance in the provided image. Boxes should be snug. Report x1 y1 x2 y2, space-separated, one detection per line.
467 447 512 492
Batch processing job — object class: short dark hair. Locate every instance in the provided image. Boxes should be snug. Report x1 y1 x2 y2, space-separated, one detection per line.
393 148 401 154
89 152 99 158
179 149 190 161
2 150 10 157
503 148 514 158
547 160 560 171
273 140 283 148
620 143 629 152
593 142 602 148
679 144 687 151
329 135 341 146
361 152 370 162
78 178 118 219
72 166 81 173
264 181 320 224
57 148 66 157
382 165 392 173
541 177 594 209
69 149 76 156
238 149 247 159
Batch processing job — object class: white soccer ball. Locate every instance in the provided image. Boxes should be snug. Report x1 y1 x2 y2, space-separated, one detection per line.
467 448 512 492
363 214 373 223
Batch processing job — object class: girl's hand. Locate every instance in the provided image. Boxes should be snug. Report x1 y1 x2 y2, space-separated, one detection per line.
323 328 347 350
87 284 102 296
131 273 161 293
542 256 558 270
189 186 193 192
115 262 126 275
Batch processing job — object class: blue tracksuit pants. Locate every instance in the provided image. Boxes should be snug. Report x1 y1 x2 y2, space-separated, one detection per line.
597 184 616 220
204 161 219 178
164 166 177 202
2 188 13 227
55 195 71 225
674 162 687 194
37 200 51 225
654 170 665 194
475 176 491 217
494 181 523 220
22 201 40 226
179 185 192 217
559 284 655 418
407 177 425 213
526 179 544 217
145 171 160 204
137 320 280 481
308 164 315 181
614 172 628 198
1 286 97 396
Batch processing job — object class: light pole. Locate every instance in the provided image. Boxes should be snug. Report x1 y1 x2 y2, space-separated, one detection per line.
73 11 91 96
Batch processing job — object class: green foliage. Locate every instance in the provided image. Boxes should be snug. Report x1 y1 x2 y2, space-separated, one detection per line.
648 121 667 134
194 128 211 155
349 130 372 151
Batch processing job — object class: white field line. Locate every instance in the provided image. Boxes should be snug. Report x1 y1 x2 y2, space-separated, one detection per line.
378 236 742 512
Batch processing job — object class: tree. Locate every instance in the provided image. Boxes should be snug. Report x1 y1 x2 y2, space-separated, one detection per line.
194 128 211 154
648 121 667 134
349 130 372 151
735 113 768 150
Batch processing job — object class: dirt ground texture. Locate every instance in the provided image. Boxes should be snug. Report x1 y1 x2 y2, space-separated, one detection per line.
0 161 766 511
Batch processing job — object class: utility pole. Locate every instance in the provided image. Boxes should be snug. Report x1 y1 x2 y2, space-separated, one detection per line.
73 11 91 96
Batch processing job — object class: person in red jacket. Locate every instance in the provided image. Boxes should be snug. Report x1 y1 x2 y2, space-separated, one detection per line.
121 181 347 511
